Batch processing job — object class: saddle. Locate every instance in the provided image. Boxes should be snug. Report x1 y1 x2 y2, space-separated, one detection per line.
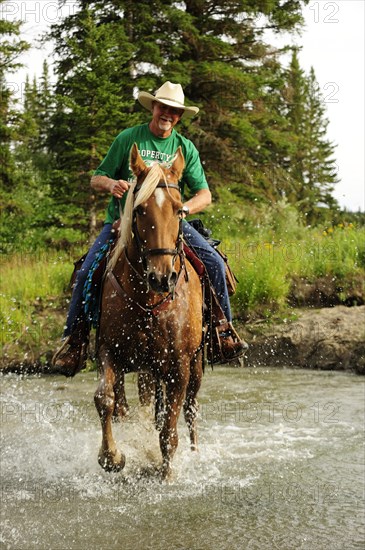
187 219 238 296
70 220 240 365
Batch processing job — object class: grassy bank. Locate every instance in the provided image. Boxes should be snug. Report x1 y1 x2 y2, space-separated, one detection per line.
1 213 364 366
224 221 365 319
202 197 365 319
0 250 77 366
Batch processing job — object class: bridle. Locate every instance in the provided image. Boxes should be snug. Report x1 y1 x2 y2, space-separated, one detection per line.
106 179 188 314
131 181 185 275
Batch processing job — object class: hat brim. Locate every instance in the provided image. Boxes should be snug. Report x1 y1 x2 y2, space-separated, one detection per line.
138 91 199 118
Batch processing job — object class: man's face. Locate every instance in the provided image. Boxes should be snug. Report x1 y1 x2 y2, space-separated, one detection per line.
150 101 184 135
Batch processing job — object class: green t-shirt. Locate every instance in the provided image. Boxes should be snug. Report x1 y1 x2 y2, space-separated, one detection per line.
93 123 209 224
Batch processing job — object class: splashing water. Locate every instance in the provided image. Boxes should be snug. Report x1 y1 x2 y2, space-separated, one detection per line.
1 368 364 549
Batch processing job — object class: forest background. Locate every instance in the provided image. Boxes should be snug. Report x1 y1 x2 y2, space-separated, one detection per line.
1 0 364 366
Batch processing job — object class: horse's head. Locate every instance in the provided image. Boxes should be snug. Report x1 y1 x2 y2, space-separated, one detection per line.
129 143 185 293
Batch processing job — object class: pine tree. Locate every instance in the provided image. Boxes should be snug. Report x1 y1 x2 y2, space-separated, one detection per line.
282 48 307 203
14 64 54 174
302 67 339 218
284 51 339 221
38 61 53 156
46 0 342 239
0 1 29 189
47 1 144 237
46 1 311 215
152 0 309 204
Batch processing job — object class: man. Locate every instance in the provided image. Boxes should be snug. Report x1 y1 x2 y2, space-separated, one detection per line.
52 81 247 376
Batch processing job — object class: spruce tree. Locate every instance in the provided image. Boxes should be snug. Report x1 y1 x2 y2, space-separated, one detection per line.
0 1 29 189
284 51 338 221
46 1 311 204
47 1 143 237
38 61 53 157
46 0 341 238
282 48 307 203
141 0 308 201
302 67 339 219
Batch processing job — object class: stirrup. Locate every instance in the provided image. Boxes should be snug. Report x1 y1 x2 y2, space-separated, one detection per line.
211 322 248 364
51 335 72 366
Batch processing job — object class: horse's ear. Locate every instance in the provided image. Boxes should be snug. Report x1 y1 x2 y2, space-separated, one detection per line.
172 146 185 180
130 143 146 176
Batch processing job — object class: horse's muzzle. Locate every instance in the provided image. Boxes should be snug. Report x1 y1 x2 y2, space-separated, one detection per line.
147 270 178 294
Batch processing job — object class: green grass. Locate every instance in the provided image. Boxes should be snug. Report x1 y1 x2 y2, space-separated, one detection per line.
0 250 76 362
217 220 365 319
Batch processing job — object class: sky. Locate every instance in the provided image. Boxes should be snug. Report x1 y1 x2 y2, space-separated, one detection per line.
4 0 365 212
296 0 365 212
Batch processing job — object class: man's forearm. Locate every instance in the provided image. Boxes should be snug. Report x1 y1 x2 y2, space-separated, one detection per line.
183 189 212 215
90 175 114 193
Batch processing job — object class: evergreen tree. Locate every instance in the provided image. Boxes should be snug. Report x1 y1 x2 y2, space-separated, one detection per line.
15 62 54 167
0 0 29 189
282 48 307 202
2 66 57 252
303 67 339 218
16 75 40 156
44 0 343 239
47 1 144 236
284 51 339 221
132 0 309 201
38 61 53 156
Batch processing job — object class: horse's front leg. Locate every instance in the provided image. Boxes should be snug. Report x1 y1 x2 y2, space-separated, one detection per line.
94 347 126 472
184 349 203 451
160 369 189 480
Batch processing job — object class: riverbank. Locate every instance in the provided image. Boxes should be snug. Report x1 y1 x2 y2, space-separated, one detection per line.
1 305 364 376
241 305 365 375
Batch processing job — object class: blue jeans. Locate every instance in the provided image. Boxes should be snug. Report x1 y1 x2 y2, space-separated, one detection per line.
64 223 113 336
64 220 231 336
182 221 232 321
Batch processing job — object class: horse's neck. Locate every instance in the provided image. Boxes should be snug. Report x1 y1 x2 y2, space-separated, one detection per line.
113 243 152 303
113 242 142 285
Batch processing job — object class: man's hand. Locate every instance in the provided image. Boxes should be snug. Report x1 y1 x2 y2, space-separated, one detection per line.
110 179 129 199
91 175 130 197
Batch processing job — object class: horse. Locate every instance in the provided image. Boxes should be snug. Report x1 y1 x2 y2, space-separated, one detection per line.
94 143 204 479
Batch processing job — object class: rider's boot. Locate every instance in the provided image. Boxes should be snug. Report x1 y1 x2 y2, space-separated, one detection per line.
208 285 248 363
217 321 249 362
51 320 90 377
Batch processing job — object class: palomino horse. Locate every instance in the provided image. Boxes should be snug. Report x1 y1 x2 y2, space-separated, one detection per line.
94 143 203 479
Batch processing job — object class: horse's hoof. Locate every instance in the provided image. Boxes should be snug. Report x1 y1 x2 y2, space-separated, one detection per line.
98 449 126 472
160 463 173 482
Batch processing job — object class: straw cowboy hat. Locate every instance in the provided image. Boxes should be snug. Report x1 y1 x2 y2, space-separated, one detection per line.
138 81 199 118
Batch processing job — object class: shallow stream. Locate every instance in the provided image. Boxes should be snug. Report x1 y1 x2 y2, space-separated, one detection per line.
1 367 364 549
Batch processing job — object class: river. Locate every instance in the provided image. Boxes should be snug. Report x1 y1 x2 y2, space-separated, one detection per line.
1 367 364 549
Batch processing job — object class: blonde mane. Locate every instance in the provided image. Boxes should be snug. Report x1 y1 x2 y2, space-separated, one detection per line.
108 163 167 271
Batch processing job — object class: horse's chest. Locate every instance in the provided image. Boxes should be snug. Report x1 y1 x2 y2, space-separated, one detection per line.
112 310 185 367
